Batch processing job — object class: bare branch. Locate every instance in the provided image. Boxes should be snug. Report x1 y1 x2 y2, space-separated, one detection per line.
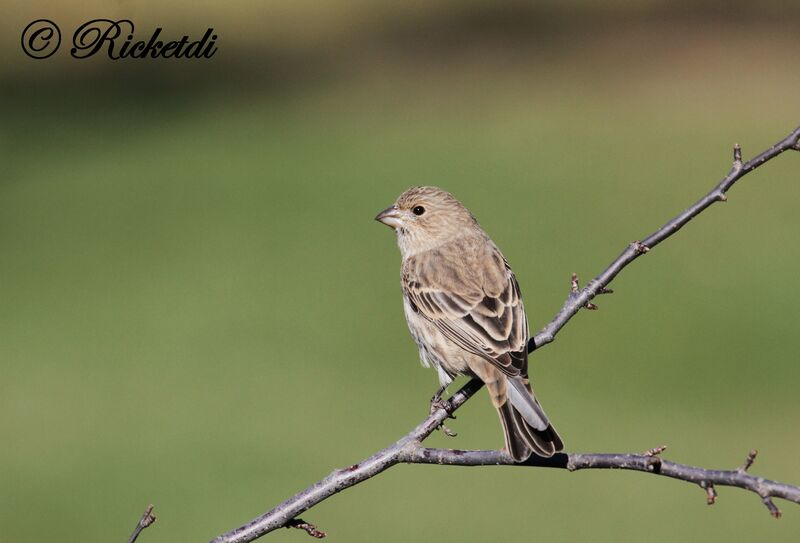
127 505 156 543
210 380 800 542
400 447 800 512
210 379 484 543
208 127 800 542
529 126 800 352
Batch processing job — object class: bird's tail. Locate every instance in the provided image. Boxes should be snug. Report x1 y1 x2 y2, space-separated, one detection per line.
495 376 563 461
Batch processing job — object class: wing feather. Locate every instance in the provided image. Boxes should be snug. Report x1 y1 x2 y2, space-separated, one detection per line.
402 239 529 376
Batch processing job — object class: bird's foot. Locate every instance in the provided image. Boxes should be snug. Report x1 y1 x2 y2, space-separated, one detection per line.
429 386 457 437
429 385 456 416
429 387 447 414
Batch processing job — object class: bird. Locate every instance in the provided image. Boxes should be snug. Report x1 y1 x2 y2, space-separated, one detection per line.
375 186 563 461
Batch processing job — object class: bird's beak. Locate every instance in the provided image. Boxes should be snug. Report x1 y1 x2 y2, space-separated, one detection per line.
375 205 403 229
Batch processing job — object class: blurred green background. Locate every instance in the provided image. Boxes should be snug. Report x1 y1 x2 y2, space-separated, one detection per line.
2 1 800 541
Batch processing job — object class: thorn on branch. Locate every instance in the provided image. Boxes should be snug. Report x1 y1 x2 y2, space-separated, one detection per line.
719 143 743 199
699 481 718 505
127 505 156 543
139 505 157 528
739 449 758 472
287 518 327 539
705 483 718 505
762 497 782 519
643 445 667 457
733 143 743 168
570 273 611 310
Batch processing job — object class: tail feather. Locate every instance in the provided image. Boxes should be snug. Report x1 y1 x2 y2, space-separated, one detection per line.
498 401 563 460
476 362 563 461
497 377 563 461
506 376 549 431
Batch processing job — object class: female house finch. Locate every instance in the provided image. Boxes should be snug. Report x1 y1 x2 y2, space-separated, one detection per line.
376 186 563 460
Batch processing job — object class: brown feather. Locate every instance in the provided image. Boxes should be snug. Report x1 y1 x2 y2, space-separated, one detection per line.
382 186 564 458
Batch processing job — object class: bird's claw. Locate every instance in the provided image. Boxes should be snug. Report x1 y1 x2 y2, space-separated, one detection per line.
429 387 457 437
429 394 449 416
429 385 448 414
440 424 458 437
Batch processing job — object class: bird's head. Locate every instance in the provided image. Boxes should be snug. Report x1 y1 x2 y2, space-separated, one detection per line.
375 186 478 257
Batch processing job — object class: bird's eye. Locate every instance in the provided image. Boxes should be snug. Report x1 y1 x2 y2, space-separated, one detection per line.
412 206 425 216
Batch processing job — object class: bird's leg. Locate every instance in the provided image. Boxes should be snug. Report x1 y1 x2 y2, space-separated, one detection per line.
429 385 458 437
429 385 448 413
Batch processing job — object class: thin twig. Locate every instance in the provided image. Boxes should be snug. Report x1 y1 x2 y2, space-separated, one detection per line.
210 379 483 543
529 126 800 351
212 382 800 543
209 127 800 542
127 505 156 543
401 448 800 510
739 449 758 472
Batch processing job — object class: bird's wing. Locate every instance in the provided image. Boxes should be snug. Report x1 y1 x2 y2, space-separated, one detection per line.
402 243 529 376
